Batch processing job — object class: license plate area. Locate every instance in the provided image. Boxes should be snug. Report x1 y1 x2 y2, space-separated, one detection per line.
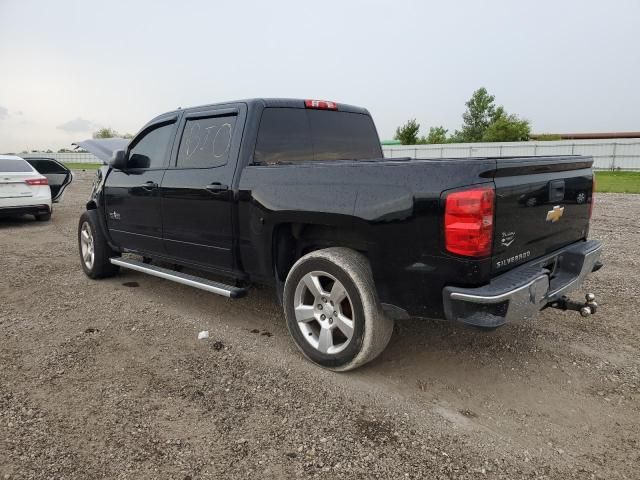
547 249 584 293
542 257 559 279
0 182 32 198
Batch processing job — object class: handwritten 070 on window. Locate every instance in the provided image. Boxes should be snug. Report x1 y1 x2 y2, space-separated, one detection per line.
178 116 236 168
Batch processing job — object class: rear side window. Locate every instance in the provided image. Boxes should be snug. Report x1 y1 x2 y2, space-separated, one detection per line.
128 123 175 169
26 159 67 174
254 108 381 164
0 158 33 172
176 115 236 168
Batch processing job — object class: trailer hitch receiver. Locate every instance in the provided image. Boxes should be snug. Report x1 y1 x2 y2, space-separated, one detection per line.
549 293 598 317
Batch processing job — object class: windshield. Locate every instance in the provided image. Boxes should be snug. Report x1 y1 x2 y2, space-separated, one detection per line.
0 158 34 173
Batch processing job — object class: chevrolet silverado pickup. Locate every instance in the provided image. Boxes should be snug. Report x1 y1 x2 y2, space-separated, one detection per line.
78 98 602 371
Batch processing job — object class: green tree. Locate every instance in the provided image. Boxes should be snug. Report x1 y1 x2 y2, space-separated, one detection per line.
422 126 449 144
93 127 120 139
459 87 497 142
394 119 420 145
482 113 530 142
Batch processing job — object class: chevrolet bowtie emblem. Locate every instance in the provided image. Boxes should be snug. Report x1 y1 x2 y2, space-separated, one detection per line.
546 205 564 223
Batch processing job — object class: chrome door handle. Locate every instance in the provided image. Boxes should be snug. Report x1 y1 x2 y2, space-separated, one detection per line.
205 183 229 193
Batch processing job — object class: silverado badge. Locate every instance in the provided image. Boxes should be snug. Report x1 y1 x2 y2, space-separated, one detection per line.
546 205 564 223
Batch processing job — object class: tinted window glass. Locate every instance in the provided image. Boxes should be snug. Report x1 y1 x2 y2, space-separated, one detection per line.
0 158 33 172
254 109 313 164
26 159 67 174
254 108 381 164
128 123 174 169
176 115 236 168
308 109 382 161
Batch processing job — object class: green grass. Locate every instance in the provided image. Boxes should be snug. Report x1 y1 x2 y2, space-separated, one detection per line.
63 162 101 170
595 171 640 194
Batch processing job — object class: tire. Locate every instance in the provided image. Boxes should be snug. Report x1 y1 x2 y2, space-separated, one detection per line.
35 212 51 221
283 247 394 371
78 210 120 279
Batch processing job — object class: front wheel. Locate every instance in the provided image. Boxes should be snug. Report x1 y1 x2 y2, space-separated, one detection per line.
283 247 394 371
78 210 119 279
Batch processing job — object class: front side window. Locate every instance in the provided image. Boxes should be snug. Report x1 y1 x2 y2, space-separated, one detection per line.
128 123 175 169
176 115 236 169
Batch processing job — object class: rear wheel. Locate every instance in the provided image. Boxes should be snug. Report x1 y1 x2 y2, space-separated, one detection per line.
283 247 394 371
78 210 119 279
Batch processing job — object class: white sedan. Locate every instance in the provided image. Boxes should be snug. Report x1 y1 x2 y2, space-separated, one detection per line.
0 154 53 221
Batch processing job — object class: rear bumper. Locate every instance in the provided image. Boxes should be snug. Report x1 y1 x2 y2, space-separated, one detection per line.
443 240 602 328
0 204 51 217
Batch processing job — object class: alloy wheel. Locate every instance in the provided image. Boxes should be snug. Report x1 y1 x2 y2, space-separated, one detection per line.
80 222 95 270
293 271 355 355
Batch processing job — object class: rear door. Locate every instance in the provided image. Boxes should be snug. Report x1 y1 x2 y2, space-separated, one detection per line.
104 116 178 255
24 158 73 201
492 156 593 273
160 104 245 270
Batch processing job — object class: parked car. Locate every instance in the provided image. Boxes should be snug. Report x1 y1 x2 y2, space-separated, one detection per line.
24 157 73 203
77 98 602 371
0 155 54 221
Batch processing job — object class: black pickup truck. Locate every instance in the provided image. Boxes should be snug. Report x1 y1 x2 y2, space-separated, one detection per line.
78 98 602 371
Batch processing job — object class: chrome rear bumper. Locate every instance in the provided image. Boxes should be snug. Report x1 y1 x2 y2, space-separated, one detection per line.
443 240 602 328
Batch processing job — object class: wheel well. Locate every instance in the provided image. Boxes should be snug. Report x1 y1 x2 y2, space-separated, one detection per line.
273 223 369 283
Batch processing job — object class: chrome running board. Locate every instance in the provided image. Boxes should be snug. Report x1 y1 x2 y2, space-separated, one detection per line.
110 257 246 298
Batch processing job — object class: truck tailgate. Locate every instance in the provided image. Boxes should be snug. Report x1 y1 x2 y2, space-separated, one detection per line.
492 156 593 274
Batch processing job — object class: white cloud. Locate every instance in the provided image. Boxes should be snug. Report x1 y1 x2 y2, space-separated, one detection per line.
0 106 8 120
56 117 100 133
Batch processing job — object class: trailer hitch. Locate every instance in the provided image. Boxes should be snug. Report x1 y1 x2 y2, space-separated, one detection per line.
549 293 598 317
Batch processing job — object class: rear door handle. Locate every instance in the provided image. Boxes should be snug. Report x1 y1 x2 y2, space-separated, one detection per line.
142 180 158 191
205 183 229 193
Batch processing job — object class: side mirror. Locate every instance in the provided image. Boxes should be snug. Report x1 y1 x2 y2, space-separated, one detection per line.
108 149 127 170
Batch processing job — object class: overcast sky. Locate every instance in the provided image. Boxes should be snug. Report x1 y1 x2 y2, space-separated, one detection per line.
0 0 638 152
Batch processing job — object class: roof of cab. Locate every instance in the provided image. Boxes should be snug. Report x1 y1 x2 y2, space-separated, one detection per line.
146 98 370 126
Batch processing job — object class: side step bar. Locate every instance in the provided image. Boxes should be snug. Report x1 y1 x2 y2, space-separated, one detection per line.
110 257 247 298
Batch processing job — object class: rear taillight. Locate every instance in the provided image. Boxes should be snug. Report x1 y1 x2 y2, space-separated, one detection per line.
444 185 495 257
25 177 48 186
589 175 596 219
304 99 338 110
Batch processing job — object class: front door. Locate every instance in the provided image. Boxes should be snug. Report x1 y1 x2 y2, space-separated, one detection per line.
160 106 244 271
104 118 178 255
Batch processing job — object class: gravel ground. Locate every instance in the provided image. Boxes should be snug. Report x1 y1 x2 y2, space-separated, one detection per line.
1 171 638 479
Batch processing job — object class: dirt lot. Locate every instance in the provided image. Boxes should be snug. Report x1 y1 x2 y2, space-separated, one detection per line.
1 171 638 479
